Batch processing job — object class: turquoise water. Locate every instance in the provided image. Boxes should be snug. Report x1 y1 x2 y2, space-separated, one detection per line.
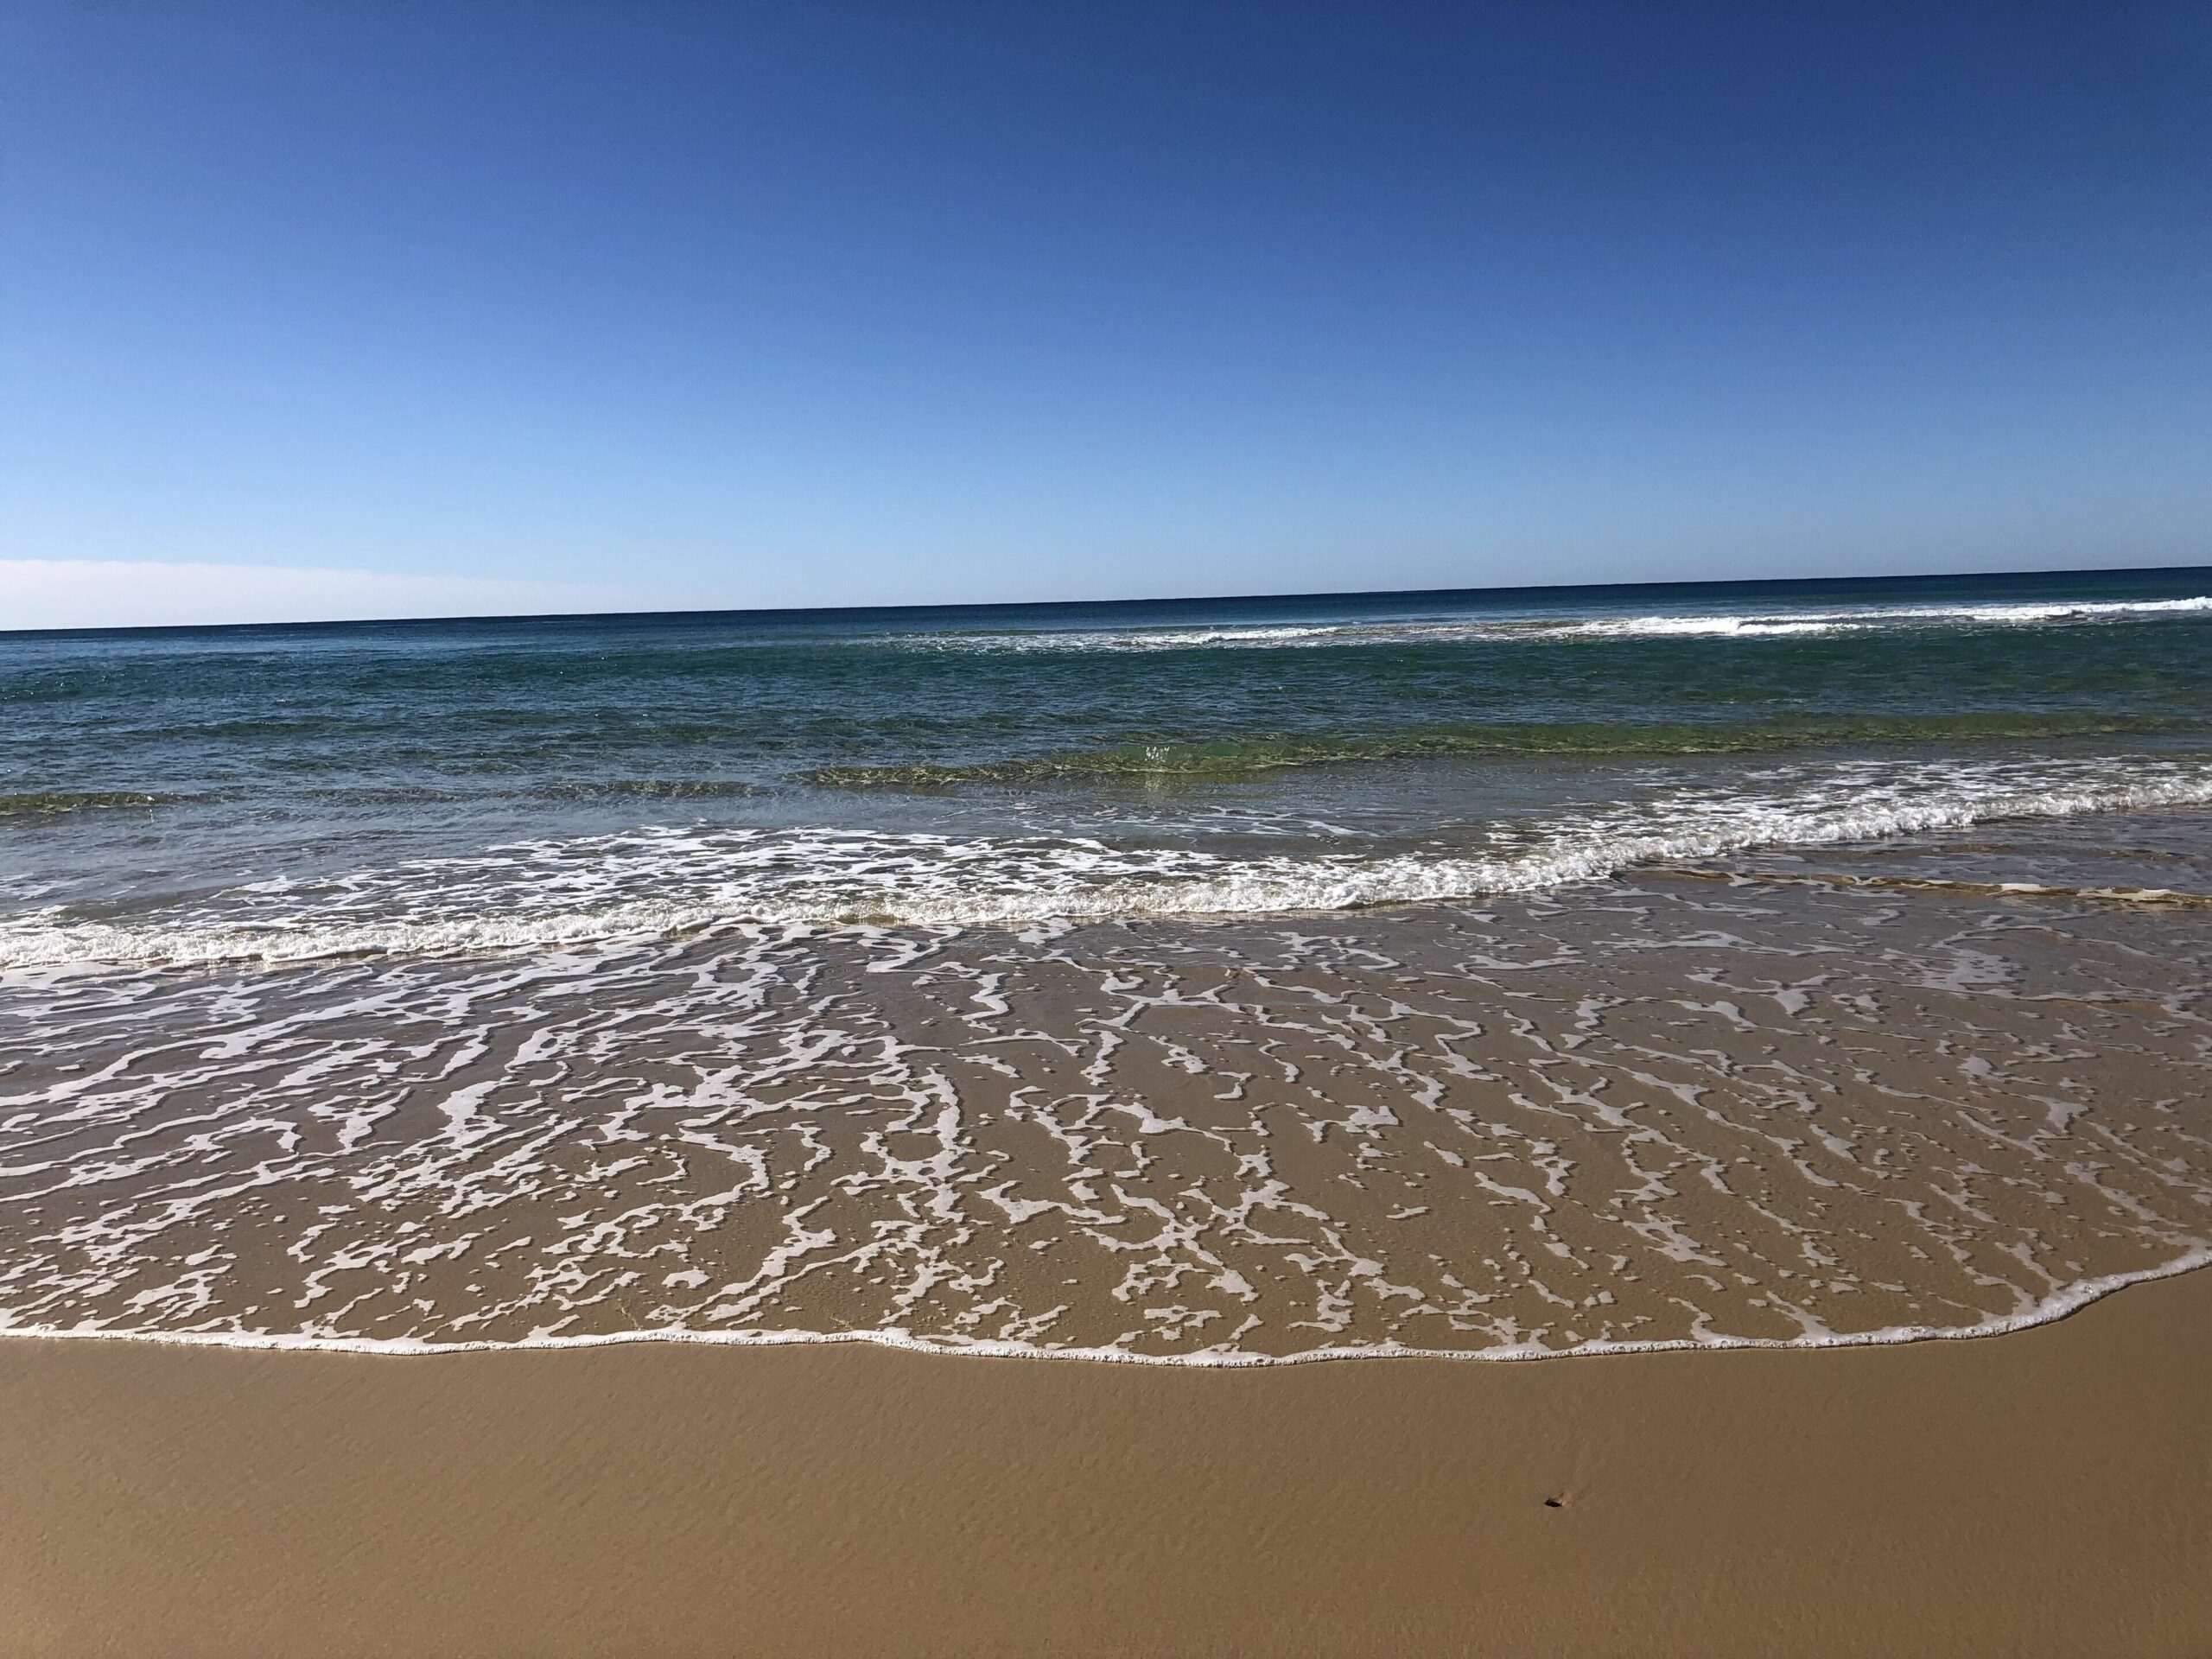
3 564 2210 964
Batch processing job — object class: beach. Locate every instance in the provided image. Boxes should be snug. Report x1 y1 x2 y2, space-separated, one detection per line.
5 1264 2207 1658
5 577 2212 1651
12 2 2210 1647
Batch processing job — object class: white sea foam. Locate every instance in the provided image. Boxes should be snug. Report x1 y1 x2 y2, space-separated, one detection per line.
3 755 2210 969
896 594 2212 653
4 846 2207 1363
5 1248 2204 1362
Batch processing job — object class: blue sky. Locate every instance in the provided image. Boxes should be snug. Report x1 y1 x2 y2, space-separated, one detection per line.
3 2 2208 626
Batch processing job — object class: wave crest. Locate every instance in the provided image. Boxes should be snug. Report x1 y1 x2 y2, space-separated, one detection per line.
0 790 194 817
887 594 2212 654
5 758 2211 969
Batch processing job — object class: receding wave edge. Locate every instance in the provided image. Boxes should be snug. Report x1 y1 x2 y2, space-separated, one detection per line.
2 1248 2204 1363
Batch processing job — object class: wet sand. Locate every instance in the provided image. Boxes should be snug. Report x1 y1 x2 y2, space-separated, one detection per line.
10 877 2212 1360
4 1266 2207 1659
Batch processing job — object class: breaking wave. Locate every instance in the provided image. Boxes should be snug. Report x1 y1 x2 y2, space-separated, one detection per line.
7 755 2211 969
887 594 2212 654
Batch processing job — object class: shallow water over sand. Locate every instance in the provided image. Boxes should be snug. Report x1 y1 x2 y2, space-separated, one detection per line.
4 841 2207 1361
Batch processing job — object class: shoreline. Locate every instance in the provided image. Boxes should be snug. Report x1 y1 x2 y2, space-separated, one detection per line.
3 1244 2209 1365
6 1263 2208 1658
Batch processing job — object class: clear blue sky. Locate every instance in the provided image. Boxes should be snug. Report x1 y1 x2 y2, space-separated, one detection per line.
3 2 2208 624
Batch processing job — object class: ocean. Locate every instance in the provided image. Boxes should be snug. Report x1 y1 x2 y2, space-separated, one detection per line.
3 564 2210 1359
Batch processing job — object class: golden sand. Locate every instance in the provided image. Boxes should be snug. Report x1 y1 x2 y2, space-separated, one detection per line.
3 1266 2206 1658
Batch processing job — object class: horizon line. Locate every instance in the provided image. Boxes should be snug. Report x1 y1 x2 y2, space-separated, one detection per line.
4 556 2209 643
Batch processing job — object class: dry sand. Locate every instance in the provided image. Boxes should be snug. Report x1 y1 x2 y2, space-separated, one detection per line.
3 1268 2207 1659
